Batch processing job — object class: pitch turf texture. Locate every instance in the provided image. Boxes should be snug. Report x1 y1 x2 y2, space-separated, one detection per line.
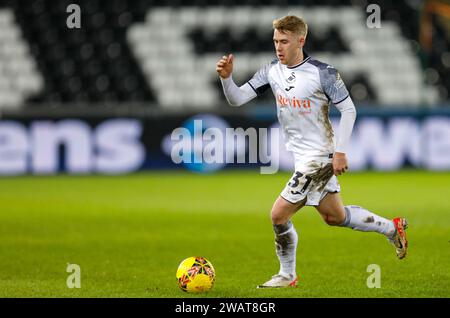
0 170 449 298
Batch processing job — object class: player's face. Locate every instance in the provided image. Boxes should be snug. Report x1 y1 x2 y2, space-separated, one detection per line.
273 29 304 66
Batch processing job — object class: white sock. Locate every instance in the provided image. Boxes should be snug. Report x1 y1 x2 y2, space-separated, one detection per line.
340 205 396 238
273 220 298 278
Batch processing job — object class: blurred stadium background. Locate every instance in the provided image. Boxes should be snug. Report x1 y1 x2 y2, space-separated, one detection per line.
0 0 449 298
0 0 448 174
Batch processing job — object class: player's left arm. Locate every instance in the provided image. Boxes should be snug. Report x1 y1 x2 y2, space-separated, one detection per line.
333 97 356 175
320 65 357 176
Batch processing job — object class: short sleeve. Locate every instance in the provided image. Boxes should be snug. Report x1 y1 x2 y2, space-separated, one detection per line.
319 65 350 105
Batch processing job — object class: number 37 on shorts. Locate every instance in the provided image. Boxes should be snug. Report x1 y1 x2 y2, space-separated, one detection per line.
288 171 312 196
280 163 340 205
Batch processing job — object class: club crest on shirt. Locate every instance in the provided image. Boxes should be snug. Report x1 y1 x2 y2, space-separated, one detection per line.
286 72 296 84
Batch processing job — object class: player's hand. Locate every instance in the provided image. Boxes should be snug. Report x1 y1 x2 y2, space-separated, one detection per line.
216 54 234 79
332 152 348 176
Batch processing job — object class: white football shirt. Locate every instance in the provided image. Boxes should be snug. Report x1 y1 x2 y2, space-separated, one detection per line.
247 52 350 162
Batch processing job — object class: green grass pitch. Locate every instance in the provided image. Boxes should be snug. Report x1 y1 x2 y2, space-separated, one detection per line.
0 170 449 298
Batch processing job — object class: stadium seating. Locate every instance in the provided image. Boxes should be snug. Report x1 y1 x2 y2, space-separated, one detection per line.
7 0 154 104
0 8 43 108
0 0 447 109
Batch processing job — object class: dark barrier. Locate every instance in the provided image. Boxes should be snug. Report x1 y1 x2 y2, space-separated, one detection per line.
0 107 449 175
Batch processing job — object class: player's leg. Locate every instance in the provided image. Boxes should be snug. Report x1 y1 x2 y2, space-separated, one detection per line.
257 196 304 288
314 192 346 226
316 192 408 259
271 195 305 225
316 192 395 234
271 196 305 279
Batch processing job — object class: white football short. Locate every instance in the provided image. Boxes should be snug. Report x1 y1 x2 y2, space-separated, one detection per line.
280 157 340 206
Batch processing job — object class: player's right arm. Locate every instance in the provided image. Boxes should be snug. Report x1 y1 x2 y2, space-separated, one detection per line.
216 54 257 106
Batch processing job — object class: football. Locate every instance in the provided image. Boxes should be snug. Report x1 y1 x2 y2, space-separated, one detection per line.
176 256 215 293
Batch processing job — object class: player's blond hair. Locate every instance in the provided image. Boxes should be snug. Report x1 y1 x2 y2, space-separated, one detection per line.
272 15 308 38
